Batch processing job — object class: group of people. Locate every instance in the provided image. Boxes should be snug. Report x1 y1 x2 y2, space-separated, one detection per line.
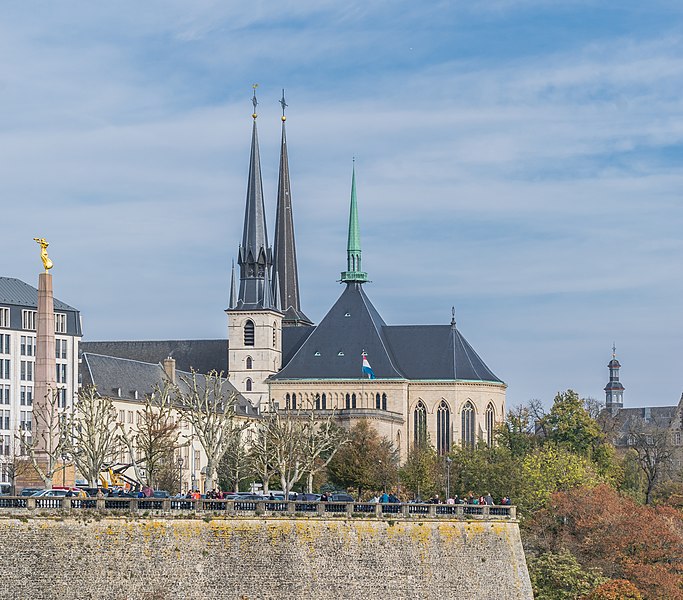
425 493 511 505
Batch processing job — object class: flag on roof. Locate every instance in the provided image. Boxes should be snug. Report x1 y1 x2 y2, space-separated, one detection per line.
362 351 376 379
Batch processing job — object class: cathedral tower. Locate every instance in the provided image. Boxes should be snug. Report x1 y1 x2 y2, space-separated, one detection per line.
227 88 283 410
340 163 368 284
604 344 624 416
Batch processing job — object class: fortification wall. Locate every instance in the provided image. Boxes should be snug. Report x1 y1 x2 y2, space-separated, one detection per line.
0 516 533 600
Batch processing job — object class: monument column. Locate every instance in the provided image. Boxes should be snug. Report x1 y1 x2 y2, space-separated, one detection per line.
34 270 57 453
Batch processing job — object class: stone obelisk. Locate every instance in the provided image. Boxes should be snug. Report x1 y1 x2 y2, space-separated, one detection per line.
35 273 57 454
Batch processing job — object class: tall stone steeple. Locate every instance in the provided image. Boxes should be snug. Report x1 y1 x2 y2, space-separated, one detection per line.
340 163 368 284
604 344 625 415
272 90 312 326
235 86 274 310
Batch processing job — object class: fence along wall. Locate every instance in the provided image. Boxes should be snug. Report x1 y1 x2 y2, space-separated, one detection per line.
0 517 533 600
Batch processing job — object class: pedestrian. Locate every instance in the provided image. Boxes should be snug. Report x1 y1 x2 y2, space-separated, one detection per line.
484 492 494 506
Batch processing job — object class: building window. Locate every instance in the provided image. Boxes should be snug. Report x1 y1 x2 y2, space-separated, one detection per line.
246 356 253 370
194 450 200 472
2 435 10 456
20 361 33 382
382 393 387 411
375 393 381 410
0 384 10 404
273 322 277 348
461 401 475 448
485 404 495 447
21 336 35 357
351 393 357 409
245 378 253 392
127 411 133 424
0 334 9 354
285 393 291 409
414 401 427 448
345 393 351 409
55 339 67 359
22 310 36 331
20 411 32 432
56 364 67 384
244 320 255 346
20 386 32 406
315 393 321 410
437 401 450 455
0 308 9 329
2 410 9 430
675 432 681 446
291 393 297 410
0 359 10 380
55 313 67 334
57 388 67 409
321 393 327 410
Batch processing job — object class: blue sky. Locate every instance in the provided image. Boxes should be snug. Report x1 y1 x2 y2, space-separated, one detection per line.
1 1 681 408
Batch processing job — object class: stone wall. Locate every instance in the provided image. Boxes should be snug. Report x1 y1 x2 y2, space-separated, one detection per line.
0 516 533 600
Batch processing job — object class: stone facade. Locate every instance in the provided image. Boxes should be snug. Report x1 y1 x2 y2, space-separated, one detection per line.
0 516 533 600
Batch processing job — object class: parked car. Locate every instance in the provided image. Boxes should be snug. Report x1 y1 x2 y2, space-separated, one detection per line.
20 488 44 497
0 483 11 496
296 493 322 502
31 488 88 498
328 493 355 502
152 490 170 498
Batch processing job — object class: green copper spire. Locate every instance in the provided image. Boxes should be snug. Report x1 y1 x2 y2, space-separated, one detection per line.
341 162 368 283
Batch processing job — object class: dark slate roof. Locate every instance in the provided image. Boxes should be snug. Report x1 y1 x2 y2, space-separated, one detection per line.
81 353 255 416
0 277 78 311
273 283 503 383
80 340 227 375
612 406 677 433
383 325 502 382
281 326 315 367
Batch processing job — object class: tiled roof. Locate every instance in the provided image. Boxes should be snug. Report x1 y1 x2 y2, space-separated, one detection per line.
0 277 78 311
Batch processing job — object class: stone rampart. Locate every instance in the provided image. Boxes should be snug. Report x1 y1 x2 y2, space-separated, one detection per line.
0 516 533 600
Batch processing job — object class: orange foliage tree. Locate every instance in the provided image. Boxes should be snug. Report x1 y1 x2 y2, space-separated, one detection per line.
583 579 643 600
526 484 683 600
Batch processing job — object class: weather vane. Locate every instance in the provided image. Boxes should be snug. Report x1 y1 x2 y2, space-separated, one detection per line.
280 89 287 121
33 237 53 273
252 83 259 119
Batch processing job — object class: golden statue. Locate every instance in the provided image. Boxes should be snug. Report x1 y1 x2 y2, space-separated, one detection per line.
33 237 53 273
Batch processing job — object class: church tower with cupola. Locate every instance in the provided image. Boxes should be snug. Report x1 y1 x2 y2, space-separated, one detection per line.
227 88 283 409
604 344 625 416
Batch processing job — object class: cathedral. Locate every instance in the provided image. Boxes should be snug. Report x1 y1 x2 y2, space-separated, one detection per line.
83 92 507 461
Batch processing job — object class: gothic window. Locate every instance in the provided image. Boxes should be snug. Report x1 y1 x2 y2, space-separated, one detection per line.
246 357 253 370
292 393 297 410
345 393 351 409
382 393 387 411
273 322 277 348
321 393 327 410
486 403 495 447
414 401 427 448
286 393 291 409
245 378 252 392
315 393 321 410
375 393 381 409
437 401 450 455
352 393 357 409
461 401 475 448
244 320 255 346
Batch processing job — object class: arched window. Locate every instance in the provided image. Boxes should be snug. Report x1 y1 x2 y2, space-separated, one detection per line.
291 393 297 410
437 401 450 455
321 393 327 410
382 393 387 411
396 430 401 456
486 403 495 447
375 393 381 409
273 322 277 348
243 320 255 346
352 393 357 409
461 401 475 448
315 393 321 410
285 393 291 410
345 393 351 409
414 401 427 448
246 356 252 370
245 378 252 392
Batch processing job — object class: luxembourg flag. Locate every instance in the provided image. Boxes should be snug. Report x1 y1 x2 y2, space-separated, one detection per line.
362 351 376 379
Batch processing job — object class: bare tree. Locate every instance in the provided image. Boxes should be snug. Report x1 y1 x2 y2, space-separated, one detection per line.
582 397 604 421
628 419 672 504
2 450 33 495
65 386 122 487
176 371 248 491
18 387 68 488
219 429 251 493
119 381 184 489
299 409 349 493
248 424 277 495
527 398 548 438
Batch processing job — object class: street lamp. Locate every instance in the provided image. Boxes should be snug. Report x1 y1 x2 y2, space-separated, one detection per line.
176 456 184 494
445 457 452 501
61 451 67 487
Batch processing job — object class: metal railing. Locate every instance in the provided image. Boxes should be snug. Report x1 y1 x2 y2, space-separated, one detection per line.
0 496 516 520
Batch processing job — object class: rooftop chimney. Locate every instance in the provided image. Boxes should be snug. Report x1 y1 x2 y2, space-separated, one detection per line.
162 357 176 383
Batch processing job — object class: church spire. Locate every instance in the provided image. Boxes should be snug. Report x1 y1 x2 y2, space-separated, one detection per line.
235 85 274 310
605 344 624 416
272 90 312 326
229 260 237 309
340 162 368 284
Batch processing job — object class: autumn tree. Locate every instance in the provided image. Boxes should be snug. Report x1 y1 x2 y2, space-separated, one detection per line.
118 381 184 489
65 385 122 487
176 371 248 491
527 549 606 600
399 442 441 500
327 420 398 499
583 580 643 600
